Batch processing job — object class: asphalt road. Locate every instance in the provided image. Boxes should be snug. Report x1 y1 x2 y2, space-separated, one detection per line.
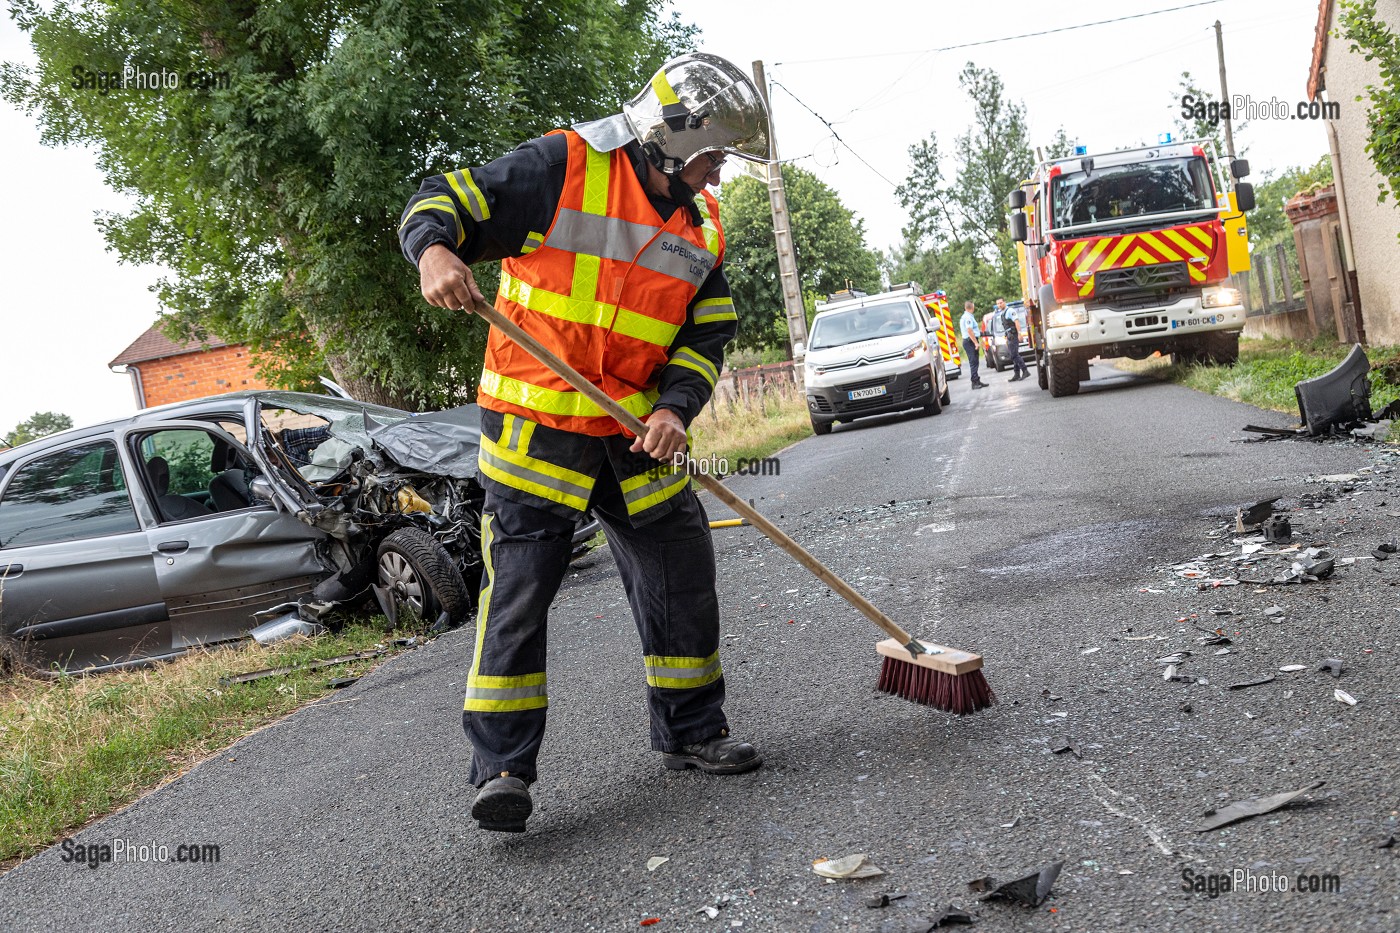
3 362 1398 932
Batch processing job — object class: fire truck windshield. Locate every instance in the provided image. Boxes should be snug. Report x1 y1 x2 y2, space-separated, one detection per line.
1051 156 1215 230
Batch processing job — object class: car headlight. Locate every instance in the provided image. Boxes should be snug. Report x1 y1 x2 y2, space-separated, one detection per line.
902 340 928 360
1202 287 1241 309
805 362 824 377
1047 307 1089 327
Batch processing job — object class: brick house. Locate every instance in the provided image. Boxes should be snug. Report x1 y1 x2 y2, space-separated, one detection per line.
108 324 273 410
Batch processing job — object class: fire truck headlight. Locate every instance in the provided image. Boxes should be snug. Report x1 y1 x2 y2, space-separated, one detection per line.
1047 307 1089 327
1202 287 1242 309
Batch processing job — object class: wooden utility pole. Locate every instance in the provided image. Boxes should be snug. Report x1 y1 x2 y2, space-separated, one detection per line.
1214 21 1236 162
751 61 807 358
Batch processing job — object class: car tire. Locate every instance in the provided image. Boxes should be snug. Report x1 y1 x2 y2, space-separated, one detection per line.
377 527 470 627
810 416 833 436
940 369 952 405
1047 351 1080 397
922 368 943 416
992 350 1006 373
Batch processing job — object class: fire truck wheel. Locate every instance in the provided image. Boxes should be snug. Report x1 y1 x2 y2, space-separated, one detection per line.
1205 331 1240 366
1036 357 1049 390
1047 351 1080 397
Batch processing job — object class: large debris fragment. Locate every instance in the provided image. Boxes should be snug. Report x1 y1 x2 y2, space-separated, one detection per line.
1194 781 1325 832
1295 343 1371 435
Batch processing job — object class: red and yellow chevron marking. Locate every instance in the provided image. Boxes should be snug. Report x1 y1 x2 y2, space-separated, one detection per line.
922 294 960 367
1063 222 1217 298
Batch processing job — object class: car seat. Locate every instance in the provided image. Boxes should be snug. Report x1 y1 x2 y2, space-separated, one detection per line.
146 455 214 522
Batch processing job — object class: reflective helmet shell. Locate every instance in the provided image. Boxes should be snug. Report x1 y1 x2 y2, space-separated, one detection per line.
624 52 771 175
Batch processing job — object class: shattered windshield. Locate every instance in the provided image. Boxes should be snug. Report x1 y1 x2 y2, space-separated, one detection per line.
809 301 920 350
1051 156 1215 229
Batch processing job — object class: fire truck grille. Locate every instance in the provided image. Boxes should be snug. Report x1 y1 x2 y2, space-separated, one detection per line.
1094 262 1190 298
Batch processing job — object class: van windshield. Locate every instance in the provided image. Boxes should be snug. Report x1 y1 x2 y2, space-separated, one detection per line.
809 301 919 350
1051 156 1215 229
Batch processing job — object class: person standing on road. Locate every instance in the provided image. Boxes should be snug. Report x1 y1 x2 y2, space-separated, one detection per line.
960 301 987 389
996 298 1029 382
399 53 769 833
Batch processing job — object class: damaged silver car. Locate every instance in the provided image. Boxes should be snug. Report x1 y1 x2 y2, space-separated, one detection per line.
0 391 574 672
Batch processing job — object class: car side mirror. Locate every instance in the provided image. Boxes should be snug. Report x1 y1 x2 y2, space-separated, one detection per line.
793 340 805 356
1234 182 1256 213
248 475 275 504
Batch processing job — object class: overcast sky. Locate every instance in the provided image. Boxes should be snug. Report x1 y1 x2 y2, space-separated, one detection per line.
0 0 1330 431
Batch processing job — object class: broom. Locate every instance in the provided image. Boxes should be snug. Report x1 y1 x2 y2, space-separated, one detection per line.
470 298 996 714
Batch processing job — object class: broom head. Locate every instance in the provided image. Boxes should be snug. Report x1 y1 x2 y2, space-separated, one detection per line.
876 638 997 715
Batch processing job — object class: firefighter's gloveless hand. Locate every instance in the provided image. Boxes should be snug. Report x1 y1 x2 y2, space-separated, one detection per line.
419 244 485 312
633 408 686 462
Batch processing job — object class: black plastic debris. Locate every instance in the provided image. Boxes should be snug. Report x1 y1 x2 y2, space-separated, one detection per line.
1194 780 1326 832
326 675 359 689
1262 515 1292 543
1372 549 1391 562
1237 497 1281 531
1179 702 1193 714
221 649 386 686
1296 343 1371 435
865 893 908 909
926 905 976 928
1318 658 1344 678
1380 834 1397 850
1199 633 1232 646
1050 736 1083 759
968 861 1063 907
1227 675 1276 691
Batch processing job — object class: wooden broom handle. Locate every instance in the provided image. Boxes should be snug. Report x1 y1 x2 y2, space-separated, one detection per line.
472 299 916 646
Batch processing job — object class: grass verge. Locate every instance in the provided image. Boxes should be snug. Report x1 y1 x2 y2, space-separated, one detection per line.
689 383 812 464
1114 337 1400 433
0 621 413 868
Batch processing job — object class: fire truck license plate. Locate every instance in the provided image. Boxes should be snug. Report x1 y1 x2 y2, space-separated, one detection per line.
848 386 887 400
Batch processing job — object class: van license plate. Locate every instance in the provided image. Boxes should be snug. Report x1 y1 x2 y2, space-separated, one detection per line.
848 386 887 400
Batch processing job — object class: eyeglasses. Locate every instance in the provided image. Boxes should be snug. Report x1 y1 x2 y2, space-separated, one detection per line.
702 151 726 168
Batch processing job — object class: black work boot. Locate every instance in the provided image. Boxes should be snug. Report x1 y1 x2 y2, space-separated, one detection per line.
662 729 762 774
472 772 533 832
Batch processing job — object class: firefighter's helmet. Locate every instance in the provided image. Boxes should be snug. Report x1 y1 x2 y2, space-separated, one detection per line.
624 53 771 175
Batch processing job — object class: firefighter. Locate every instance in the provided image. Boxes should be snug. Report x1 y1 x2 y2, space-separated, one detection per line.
399 53 770 833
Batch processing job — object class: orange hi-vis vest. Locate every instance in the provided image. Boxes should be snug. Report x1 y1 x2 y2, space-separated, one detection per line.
478 130 725 435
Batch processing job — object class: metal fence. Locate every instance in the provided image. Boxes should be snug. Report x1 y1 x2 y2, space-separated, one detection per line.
1240 240 1307 316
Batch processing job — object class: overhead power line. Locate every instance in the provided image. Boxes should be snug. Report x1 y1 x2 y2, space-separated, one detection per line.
776 0 1224 66
769 79 900 189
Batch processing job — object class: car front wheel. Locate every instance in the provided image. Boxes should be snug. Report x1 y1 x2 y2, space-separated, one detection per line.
377 527 470 628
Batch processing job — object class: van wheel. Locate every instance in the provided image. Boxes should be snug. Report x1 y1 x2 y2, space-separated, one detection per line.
940 373 952 405
377 528 470 628
810 417 833 436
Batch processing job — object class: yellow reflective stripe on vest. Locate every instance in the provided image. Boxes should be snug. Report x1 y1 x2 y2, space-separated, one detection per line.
479 434 594 511
644 651 722 689
401 196 464 246
693 296 736 324
666 347 719 388
465 515 548 712
521 230 545 254
480 369 659 421
619 467 689 516
697 197 721 254
499 271 681 348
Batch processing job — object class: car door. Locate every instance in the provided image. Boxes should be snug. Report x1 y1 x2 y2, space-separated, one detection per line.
0 436 170 670
123 420 330 651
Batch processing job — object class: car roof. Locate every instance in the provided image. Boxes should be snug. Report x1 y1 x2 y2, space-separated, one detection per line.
0 391 405 468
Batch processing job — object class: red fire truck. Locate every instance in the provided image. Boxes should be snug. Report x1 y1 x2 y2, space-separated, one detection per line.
1009 139 1255 397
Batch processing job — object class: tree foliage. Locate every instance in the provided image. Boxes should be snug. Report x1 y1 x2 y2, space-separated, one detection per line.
1339 0 1400 226
718 167 881 353
2 0 694 410
1248 155 1334 247
890 63 1039 315
4 412 73 448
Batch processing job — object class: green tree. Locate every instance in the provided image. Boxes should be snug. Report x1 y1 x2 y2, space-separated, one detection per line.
718 167 881 353
952 64 1034 244
1248 155 1334 247
1339 0 1400 231
3 0 694 410
4 412 73 447
1042 127 1079 161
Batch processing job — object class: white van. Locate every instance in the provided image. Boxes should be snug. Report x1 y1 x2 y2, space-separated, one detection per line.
801 285 951 436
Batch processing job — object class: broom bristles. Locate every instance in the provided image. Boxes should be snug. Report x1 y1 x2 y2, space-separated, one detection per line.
877 655 997 714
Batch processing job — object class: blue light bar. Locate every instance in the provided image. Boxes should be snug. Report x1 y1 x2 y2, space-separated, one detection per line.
1157 132 1174 144
1073 145 1088 156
